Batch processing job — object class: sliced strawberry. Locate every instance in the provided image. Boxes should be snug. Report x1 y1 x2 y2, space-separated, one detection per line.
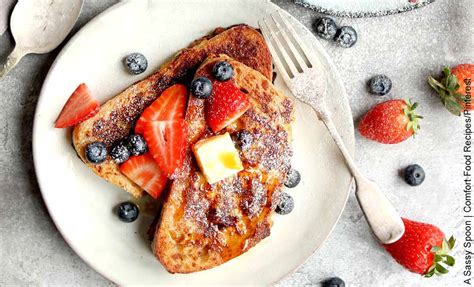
119 153 168 199
55 83 100 128
142 120 187 177
135 84 187 134
205 81 251 132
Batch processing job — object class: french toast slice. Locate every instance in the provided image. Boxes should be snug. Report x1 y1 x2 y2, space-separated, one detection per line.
153 55 294 273
72 25 272 197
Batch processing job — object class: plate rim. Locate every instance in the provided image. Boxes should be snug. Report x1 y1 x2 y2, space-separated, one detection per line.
32 0 355 285
294 0 436 18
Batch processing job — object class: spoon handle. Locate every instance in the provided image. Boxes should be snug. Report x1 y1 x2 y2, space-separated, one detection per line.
0 47 26 77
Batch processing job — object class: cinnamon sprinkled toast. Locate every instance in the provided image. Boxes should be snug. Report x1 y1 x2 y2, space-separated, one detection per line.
153 55 294 273
72 25 272 197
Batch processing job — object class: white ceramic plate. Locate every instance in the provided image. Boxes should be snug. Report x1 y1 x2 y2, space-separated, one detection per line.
33 0 354 285
295 0 435 17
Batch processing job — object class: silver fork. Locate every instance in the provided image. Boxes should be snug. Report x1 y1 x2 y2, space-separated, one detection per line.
259 12 404 244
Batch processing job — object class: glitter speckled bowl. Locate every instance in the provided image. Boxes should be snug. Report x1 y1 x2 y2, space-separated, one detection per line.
295 0 435 17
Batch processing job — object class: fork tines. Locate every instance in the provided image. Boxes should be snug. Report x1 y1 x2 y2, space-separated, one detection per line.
258 11 314 80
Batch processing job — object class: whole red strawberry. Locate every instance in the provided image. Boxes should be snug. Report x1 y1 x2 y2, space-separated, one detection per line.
383 218 455 277
428 64 474 115
359 99 422 144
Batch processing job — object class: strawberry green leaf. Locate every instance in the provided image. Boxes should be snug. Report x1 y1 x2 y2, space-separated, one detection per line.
448 236 456 249
428 76 448 93
445 98 462 116
453 92 467 102
425 235 456 278
403 99 422 135
447 74 459 91
445 255 455 267
428 67 466 116
424 266 436 278
435 264 449 274
425 271 434 278
443 67 451 76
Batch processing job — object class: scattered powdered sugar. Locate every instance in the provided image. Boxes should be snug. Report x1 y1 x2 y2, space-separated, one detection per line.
240 176 267 218
295 0 435 18
288 69 328 116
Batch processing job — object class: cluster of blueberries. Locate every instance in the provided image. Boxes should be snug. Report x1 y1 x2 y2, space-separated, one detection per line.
189 60 235 99
85 134 147 165
314 18 392 97
276 168 301 215
313 17 357 48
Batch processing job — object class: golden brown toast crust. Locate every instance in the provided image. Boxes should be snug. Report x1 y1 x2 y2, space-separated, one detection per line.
153 55 294 274
72 25 272 197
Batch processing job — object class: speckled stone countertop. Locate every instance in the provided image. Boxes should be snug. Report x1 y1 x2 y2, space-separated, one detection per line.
0 0 472 286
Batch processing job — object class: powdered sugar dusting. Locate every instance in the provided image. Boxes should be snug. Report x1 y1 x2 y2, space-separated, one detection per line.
295 0 435 18
289 68 328 116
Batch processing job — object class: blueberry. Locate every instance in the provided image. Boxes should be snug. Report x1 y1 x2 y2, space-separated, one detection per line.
404 164 425 186
212 61 234 81
127 134 147 156
110 140 130 164
334 26 357 48
368 75 392 96
275 192 294 215
323 277 345 287
313 17 338 40
285 168 301 188
236 130 253 150
124 53 148 75
190 77 213 99
116 201 139 223
85 142 107 164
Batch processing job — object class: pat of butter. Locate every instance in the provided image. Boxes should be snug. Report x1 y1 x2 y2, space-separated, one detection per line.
192 133 243 184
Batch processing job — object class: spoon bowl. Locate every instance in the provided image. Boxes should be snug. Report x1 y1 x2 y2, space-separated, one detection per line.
0 0 84 77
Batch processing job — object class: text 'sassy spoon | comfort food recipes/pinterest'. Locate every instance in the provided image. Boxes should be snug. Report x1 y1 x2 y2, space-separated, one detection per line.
0 0 84 77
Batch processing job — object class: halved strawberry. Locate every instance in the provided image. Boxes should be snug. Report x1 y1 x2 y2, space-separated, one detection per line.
142 120 187 177
119 153 168 199
205 81 251 132
135 84 187 134
55 83 100 128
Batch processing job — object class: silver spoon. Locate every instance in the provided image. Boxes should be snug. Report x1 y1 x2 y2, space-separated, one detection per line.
0 0 84 77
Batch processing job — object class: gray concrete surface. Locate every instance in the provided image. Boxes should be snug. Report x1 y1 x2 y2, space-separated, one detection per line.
0 0 472 286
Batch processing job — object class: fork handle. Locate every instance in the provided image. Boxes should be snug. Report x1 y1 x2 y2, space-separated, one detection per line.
316 109 405 244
